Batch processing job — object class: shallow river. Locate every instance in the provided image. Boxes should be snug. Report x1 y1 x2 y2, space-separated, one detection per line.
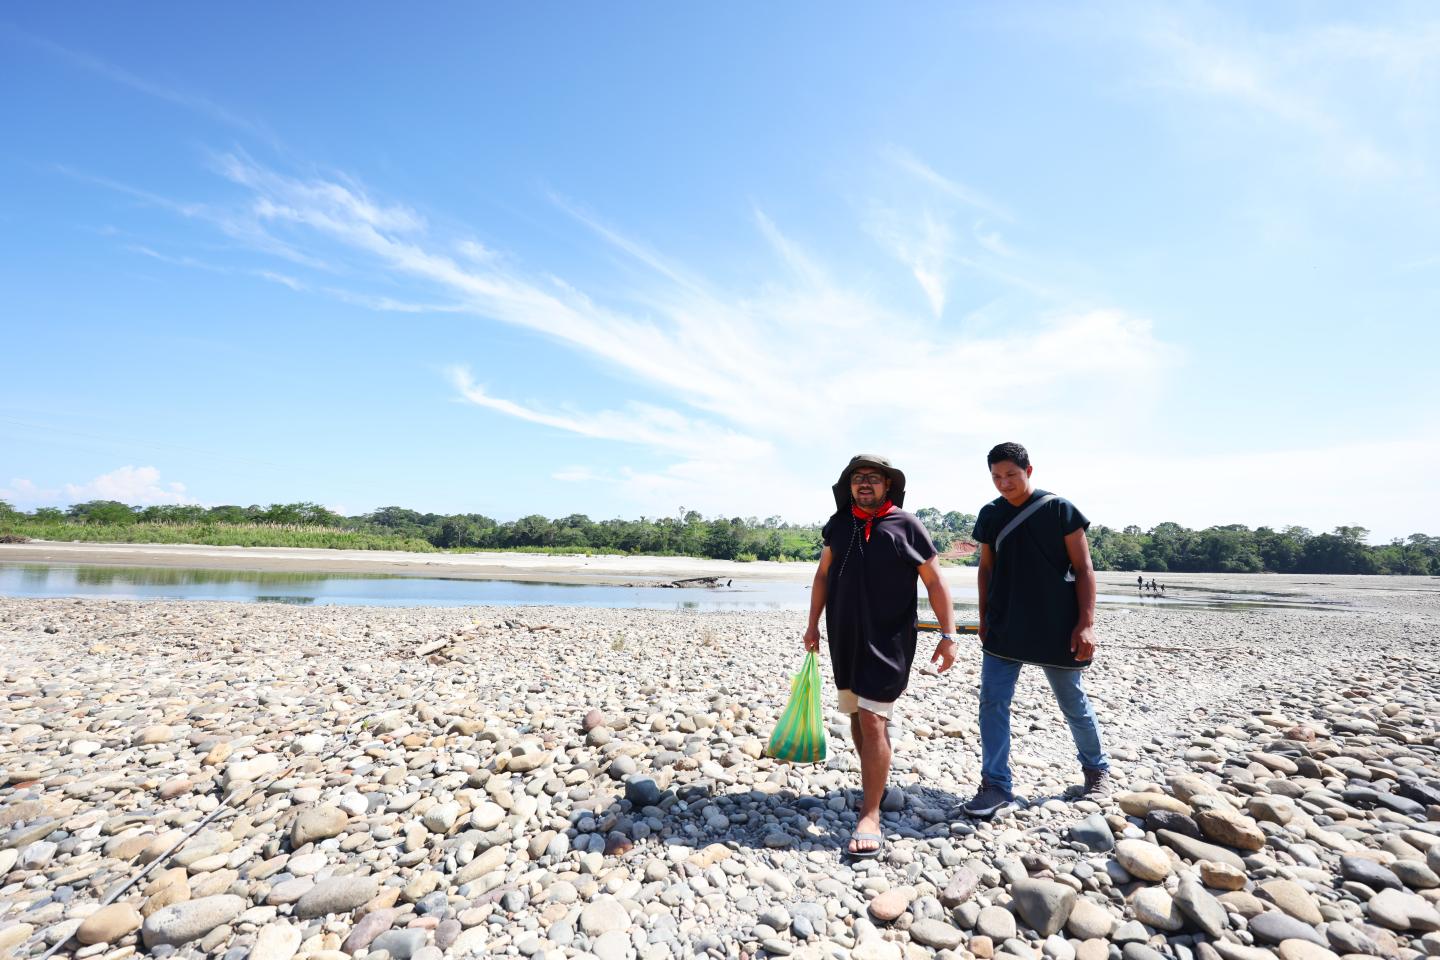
0 562 1333 613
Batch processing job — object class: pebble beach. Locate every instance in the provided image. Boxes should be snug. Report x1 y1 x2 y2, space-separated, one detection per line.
2 572 1439 960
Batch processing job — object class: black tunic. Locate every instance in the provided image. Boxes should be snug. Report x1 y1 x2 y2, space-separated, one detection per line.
821 509 936 702
972 489 1090 669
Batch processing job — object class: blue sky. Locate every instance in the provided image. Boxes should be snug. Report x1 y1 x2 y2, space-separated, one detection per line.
2 3 1437 541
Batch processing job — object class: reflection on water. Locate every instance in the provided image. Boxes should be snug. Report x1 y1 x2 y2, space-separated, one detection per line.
0 563 811 611
0 563 1335 613
66 566 393 587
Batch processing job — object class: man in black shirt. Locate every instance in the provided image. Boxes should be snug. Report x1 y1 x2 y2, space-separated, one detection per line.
963 442 1112 817
804 454 958 858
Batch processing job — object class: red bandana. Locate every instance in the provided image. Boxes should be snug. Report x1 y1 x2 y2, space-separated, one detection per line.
851 500 895 542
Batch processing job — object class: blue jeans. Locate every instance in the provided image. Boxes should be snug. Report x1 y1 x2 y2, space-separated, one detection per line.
979 653 1109 795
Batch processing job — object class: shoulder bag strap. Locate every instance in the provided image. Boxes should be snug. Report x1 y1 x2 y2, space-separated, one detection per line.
994 494 1058 551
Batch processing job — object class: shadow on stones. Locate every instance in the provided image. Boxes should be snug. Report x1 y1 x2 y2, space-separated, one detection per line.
626 779 977 857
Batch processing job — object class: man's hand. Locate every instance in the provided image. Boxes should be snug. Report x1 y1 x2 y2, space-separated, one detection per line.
1071 624 1096 662
930 637 957 673
803 625 820 653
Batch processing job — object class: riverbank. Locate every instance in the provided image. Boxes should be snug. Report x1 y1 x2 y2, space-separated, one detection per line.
0 541 823 586
2 575 1438 959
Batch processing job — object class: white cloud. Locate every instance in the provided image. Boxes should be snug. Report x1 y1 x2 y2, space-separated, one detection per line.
65 466 196 505
96 153 1182 522
867 208 955 317
258 270 306 291
456 239 496 263
450 368 771 462
21 32 283 149
3 467 196 507
880 146 1014 222
1125 7 1439 185
0 478 55 503
553 466 605 484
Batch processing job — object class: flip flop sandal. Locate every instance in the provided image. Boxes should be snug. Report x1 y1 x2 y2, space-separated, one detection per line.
844 830 885 860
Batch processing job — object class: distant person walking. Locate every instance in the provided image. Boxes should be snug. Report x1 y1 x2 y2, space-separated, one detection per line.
1136 574 1144 591
804 454 958 858
962 442 1112 817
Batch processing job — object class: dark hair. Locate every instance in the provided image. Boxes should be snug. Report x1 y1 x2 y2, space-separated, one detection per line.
987 442 1030 470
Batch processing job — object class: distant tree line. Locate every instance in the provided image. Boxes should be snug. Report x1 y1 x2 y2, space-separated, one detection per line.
1088 523 1440 575
1 499 1436 574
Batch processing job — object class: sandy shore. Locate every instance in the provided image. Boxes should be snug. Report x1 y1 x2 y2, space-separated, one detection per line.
0 541 837 586
1 574 1438 960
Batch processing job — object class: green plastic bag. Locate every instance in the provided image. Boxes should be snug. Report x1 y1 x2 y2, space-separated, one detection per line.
765 651 827 763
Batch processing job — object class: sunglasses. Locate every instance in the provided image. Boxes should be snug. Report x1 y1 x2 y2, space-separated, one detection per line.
850 473 887 486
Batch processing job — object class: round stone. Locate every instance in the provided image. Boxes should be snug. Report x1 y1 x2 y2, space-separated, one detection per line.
290 805 347 847
76 903 143 945
294 876 378 918
141 895 246 948
249 922 303 960
1065 898 1115 940
469 802 505 830
1277 941 1340 960
1249 910 1327 946
1114 839 1171 882
977 905 1017 941
909 918 964 950
1259 880 1323 925
1194 808 1266 851
580 896 629 936
1199 860 1247 891
1132 887 1184 931
423 802 460 833
1117 792 1191 817
1011 879 1076 937
869 887 915 923
371 928 428 960
341 909 396 953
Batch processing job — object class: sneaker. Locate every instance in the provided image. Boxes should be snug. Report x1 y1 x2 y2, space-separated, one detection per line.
1078 767 1115 799
962 781 1013 818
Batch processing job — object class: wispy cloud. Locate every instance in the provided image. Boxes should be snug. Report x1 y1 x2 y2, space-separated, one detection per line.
15 29 285 150
549 190 710 297
1124 7 1440 185
866 148 1050 315
74 151 1179 518
449 367 771 462
881 146 1015 223
552 466 606 484
867 208 955 317
124 243 310 292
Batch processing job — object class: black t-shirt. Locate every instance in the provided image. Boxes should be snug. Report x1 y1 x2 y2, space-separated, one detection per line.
972 489 1090 669
820 509 937 702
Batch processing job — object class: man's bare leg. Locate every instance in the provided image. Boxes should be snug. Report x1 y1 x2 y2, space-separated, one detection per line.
849 711 867 810
851 708 891 854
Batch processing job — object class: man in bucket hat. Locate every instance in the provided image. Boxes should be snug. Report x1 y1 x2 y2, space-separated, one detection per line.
804 454 958 859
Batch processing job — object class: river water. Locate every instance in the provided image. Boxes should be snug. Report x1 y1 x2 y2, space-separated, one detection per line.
0 562 1330 613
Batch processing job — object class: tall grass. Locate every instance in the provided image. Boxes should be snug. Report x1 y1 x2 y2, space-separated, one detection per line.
0 519 438 552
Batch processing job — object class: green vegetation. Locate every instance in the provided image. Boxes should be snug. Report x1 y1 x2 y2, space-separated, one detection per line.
0 500 820 560
1 498 1435 574
1088 523 1440 576
914 508 978 552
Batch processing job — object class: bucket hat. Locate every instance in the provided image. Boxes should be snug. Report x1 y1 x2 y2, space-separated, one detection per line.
831 453 907 511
